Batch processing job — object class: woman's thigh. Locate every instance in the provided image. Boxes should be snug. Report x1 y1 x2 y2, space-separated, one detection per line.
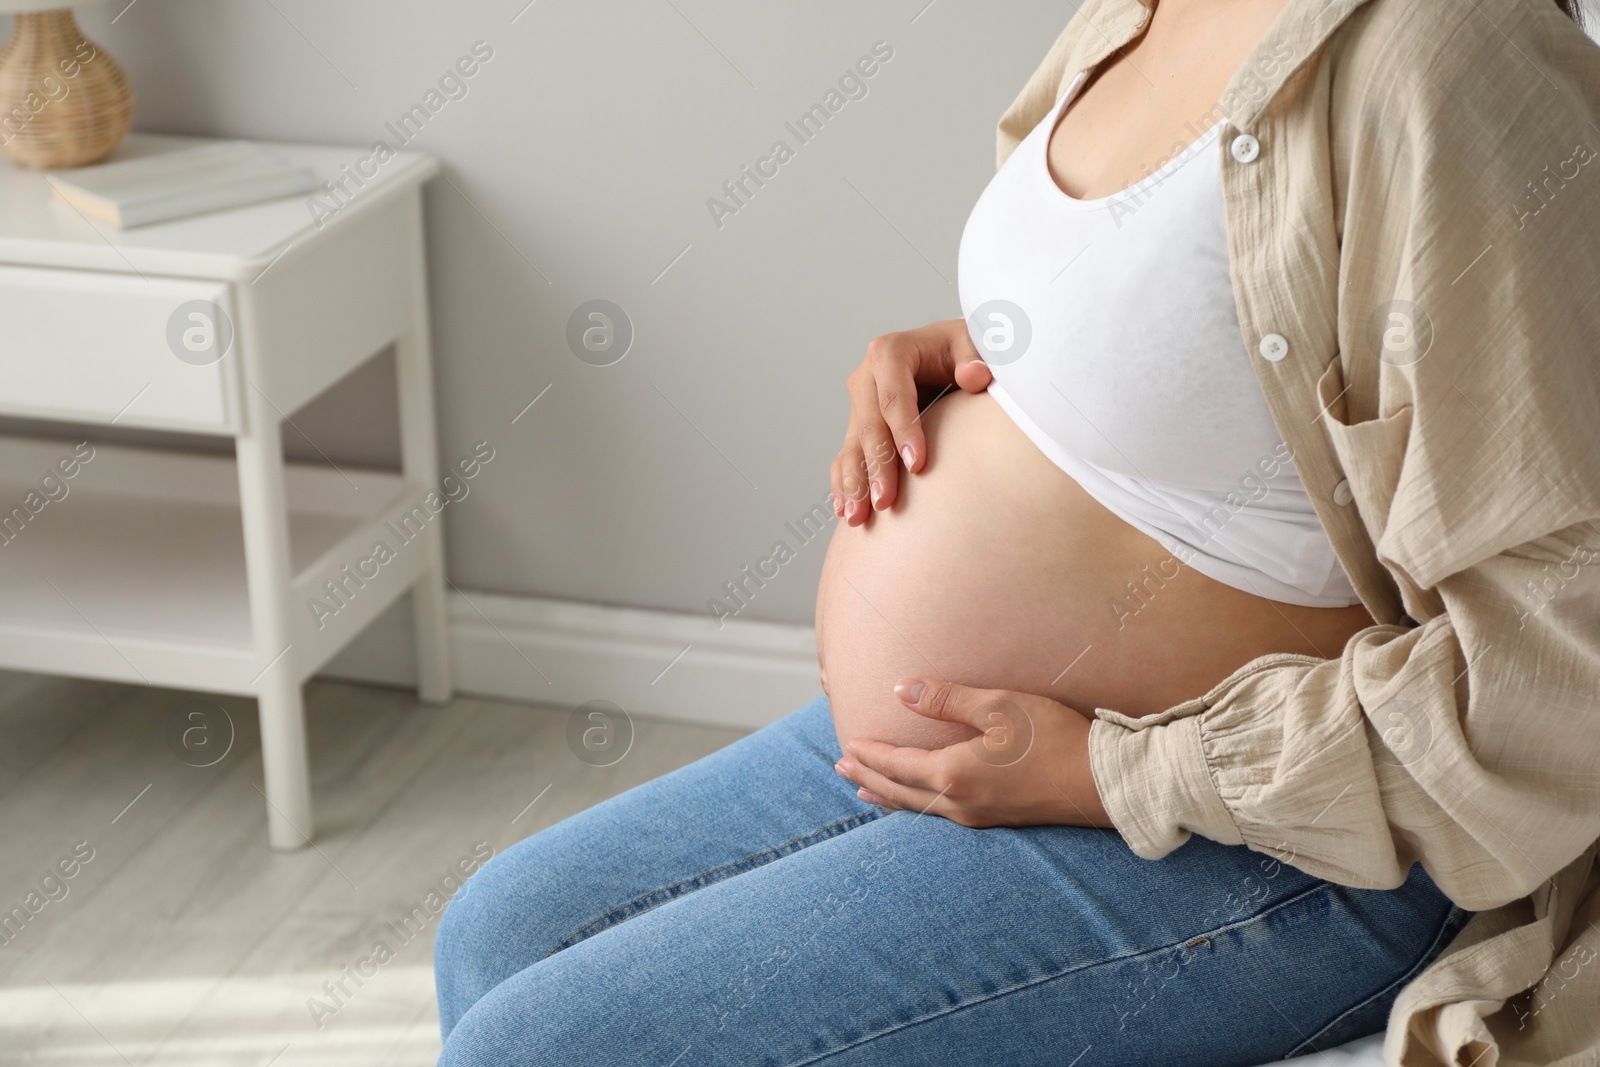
438 711 1464 1067
434 696 880 1033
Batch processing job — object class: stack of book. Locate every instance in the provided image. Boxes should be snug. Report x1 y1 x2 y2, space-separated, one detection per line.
48 140 318 228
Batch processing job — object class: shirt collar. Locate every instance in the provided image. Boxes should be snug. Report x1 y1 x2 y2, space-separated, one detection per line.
1085 0 1376 129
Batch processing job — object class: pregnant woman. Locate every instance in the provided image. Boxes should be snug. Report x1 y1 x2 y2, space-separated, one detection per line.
436 0 1600 1062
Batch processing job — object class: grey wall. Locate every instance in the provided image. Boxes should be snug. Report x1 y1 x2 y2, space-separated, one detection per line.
19 0 1075 627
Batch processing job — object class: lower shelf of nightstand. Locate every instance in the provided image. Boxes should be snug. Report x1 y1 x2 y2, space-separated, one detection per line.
0 433 439 695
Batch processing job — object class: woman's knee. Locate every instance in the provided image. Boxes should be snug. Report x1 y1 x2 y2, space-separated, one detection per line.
433 831 573 1035
438 943 709 1067
436 964 587 1067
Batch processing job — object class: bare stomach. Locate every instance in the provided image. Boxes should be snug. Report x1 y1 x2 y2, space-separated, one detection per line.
815 390 1375 754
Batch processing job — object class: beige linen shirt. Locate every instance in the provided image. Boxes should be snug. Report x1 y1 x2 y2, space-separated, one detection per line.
996 0 1600 1062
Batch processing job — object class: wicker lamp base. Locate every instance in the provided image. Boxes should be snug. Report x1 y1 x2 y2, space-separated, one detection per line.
0 8 134 169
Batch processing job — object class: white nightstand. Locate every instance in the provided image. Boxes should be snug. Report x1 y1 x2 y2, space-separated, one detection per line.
0 134 453 850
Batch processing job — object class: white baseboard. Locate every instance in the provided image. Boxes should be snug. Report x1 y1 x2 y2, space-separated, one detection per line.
319 590 821 732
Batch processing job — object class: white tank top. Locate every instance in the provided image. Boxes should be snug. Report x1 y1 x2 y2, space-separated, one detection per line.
957 74 1360 607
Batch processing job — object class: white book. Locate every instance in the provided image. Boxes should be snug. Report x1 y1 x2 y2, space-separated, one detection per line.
48 141 319 228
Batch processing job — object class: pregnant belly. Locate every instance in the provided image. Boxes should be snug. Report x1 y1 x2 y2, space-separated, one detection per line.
814 390 1375 754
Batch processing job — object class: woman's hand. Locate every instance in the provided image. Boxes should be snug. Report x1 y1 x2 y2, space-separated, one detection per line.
834 679 1113 829
831 319 993 526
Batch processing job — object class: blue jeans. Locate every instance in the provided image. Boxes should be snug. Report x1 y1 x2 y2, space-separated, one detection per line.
434 697 1469 1066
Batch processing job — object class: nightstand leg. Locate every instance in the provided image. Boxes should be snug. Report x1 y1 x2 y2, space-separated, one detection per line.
255 671 314 852
236 309 315 852
410 573 452 705
397 192 453 705
397 336 452 705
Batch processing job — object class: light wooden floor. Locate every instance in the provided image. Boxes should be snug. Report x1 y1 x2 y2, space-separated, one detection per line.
0 671 747 1066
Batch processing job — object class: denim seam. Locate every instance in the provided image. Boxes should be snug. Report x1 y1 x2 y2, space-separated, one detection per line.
546 809 883 956
1284 903 1469 1058
795 879 1338 1067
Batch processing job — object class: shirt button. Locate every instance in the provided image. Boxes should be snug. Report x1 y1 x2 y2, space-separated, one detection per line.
1333 479 1354 506
1230 134 1261 163
1258 333 1289 362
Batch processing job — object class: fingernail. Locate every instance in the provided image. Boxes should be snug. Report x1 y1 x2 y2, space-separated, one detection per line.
834 759 852 776
895 680 925 704
830 492 842 515
901 444 915 468
844 498 858 519
870 480 884 507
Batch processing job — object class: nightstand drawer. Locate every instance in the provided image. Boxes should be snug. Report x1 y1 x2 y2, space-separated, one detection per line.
0 265 237 432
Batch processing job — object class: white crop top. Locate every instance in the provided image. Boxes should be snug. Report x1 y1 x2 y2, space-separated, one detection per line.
957 73 1360 607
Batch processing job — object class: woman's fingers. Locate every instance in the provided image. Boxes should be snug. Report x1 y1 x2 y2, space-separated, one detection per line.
868 334 927 490
846 738 949 793
845 366 896 518
831 438 870 525
953 358 993 393
859 417 899 514
828 452 846 518
833 319 990 520
894 678 1017 735
948 319 993 394
836 750 944 814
